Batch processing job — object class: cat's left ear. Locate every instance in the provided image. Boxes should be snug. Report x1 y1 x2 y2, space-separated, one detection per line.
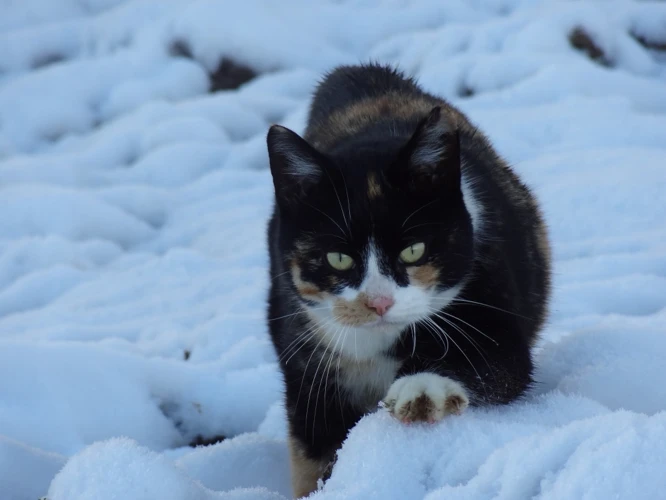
393 106 461 192
267 125 324 207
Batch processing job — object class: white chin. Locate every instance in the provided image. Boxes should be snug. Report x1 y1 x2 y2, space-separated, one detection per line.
363 317 408 330
319 320 404 360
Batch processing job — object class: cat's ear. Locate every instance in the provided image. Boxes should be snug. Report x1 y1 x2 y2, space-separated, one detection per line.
393 106 461 192
267 125 323 206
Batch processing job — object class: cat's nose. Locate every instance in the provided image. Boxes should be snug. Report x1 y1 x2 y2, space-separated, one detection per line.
366 296 395 316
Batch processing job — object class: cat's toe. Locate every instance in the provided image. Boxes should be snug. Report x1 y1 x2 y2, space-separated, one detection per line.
383 373 469 423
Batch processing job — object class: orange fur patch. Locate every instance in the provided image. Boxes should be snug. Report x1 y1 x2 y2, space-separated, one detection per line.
328 275 342 288
289 436 327 498
291 262 325 301
307 93 471 150
367 171 382 199
332 293 377 326
408 265 440 288
295 238 315 254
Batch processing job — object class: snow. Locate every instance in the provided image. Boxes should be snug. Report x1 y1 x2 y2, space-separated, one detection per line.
47 437 288 500
316 397 666 499
0 0 665 499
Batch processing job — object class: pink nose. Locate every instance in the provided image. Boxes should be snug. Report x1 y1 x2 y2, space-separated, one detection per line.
366 296 395 316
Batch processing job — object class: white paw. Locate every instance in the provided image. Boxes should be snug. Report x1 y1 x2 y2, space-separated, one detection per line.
383 373 469 423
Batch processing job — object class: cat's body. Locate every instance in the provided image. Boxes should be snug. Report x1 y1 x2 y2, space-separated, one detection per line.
266 64 551 498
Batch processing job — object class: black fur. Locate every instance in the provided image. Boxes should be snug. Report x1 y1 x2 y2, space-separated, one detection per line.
266 63 551 493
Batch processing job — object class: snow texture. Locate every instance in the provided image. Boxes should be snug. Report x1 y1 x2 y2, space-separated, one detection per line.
1 0 666 499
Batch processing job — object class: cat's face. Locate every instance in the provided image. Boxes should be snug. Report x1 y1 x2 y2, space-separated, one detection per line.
268 107 477 359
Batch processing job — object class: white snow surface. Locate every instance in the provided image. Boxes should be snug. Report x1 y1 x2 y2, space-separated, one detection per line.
1 0 666 499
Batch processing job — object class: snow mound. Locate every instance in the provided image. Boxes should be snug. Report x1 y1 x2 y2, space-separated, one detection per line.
47 437 288 500
318 397 666 499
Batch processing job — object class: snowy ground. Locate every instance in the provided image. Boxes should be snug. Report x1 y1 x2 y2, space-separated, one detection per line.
1 1 666 499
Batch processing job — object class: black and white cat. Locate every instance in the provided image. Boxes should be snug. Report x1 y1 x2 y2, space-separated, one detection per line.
266 63 551 498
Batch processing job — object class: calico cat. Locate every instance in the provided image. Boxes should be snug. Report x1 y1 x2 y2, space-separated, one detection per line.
266 63 551 498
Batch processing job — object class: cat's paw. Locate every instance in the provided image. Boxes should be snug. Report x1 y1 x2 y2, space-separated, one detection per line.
383 373 469 424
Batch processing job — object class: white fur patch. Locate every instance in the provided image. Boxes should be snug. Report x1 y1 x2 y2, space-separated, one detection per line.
461 166 484 234
284 154 320 179
338 354 400 410
383 373 469 422
312 322 399 361
360 246 394 298
411 142 445 167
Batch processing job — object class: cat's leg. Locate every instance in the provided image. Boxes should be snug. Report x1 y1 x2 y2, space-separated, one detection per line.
383 372 469 423
288 434 334 498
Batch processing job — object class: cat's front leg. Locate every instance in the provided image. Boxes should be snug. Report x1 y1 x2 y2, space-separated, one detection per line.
383 373 469 424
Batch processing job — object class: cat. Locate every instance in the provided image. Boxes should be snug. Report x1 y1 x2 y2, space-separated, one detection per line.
266 63 551 498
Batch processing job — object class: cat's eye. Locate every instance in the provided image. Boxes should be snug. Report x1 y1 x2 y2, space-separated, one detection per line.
326 252 354 271
399 242 426 264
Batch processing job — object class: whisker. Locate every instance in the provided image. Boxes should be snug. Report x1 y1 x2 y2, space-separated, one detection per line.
419 318 448 360
290 317 334 390
403 222 447 233
271 270 292 281
340 170 352 232
354 328 358 362
436 310 499 346
431 312 496 384
308 324 340 438
281 317 332 364
279 333 309 362
451 298 531 320
321 327 344 430
296 319 331 411
402 199 439 228
429 318 486 391
319 233 347 242
429 318 450 355
279 321 316 360
439 316 484 353
304 202 346 238
280 324 317 362
323 169 350 236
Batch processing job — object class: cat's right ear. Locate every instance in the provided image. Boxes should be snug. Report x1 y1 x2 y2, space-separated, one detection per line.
389 107 461 196
267 125 323 207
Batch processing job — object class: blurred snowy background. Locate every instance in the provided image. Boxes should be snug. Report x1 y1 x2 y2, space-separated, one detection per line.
1 1 665 499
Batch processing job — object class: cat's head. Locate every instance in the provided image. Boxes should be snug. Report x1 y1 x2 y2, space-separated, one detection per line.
267 107 480 359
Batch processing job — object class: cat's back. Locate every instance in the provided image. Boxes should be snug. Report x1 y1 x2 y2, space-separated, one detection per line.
306 64 422 124
304 64 470 152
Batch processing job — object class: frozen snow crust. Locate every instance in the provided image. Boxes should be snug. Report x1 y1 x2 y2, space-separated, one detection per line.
1 0 665 499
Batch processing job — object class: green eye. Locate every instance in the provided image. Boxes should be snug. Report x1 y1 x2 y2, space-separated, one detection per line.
326 252 354 271
399 242 426 264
